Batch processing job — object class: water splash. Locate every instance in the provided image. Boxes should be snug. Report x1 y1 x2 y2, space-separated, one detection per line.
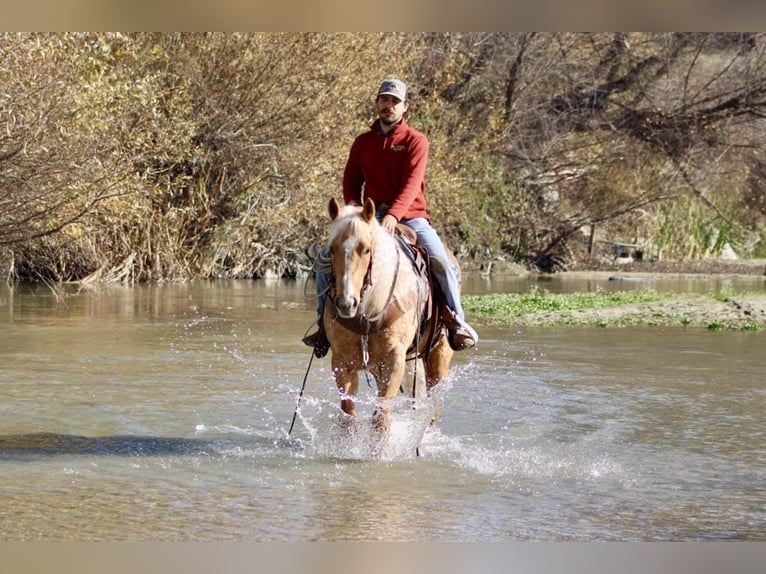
292 392 442 461
418 428 629 486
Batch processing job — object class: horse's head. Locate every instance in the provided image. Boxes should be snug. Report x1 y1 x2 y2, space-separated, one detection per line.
327 197 378 319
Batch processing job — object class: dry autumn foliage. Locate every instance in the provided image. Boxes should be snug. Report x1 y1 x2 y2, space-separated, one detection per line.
2 33 765 283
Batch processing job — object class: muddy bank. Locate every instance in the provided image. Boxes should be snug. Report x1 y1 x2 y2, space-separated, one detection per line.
511 293 766 330
479 258 766 329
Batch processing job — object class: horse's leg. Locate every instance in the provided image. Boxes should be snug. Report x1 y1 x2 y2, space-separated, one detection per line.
425 334 453 391
333 365 359 419
371 347 407 440
425 334 454 426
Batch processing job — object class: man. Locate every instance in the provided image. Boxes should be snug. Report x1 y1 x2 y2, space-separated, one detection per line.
303 78 478 358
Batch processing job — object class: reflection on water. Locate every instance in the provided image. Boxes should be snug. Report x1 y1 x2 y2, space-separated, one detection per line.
0 277 764 541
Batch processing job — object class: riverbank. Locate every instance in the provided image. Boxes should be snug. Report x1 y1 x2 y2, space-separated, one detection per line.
467 258 766 330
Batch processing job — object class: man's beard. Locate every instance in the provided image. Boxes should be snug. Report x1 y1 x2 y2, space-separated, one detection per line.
380 115 400 129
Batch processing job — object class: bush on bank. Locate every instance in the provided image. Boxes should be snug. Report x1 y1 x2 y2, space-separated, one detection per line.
2 33 765 284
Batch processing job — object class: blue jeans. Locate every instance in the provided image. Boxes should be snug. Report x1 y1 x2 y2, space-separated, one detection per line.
313 216 465 321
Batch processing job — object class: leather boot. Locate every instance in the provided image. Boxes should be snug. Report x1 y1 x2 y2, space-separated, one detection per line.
302 319 330 358
442 308 478 351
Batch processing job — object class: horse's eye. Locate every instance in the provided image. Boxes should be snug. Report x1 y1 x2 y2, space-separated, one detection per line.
363 247 371 256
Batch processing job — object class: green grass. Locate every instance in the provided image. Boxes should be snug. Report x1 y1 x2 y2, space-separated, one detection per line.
462 286 765 330
463 287 666 319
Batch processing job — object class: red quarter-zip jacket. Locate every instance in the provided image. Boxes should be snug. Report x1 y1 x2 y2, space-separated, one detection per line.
342 118 431 223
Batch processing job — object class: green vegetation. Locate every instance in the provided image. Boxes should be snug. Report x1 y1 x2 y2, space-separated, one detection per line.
464 288 669 321
464 287 664 317
463 288 765 331
2 33 766 284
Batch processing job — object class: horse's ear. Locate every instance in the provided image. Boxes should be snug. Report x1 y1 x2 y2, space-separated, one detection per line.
362 198 376 223
328 197 341 220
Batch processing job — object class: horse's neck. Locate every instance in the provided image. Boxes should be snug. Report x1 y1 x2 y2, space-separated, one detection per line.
364 232 404 309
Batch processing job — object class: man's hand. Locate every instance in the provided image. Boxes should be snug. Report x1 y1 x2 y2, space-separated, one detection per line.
381 214 398 233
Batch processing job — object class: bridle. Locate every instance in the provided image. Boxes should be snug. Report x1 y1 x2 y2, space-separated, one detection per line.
328 239 402 335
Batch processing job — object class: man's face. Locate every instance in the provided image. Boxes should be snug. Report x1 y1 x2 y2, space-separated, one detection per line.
376 94 409 127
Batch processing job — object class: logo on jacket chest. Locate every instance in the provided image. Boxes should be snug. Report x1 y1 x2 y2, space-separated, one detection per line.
390 145 406 152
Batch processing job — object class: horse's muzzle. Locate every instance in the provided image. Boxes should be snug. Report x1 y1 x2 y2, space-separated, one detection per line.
334 295 359 318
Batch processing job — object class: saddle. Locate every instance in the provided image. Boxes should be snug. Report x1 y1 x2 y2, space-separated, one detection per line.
393 224 453 356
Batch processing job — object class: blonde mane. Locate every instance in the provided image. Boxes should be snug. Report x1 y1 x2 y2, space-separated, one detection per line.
327 203 380 246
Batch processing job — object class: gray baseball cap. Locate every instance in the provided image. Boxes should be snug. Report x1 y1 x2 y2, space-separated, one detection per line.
377 78 408 101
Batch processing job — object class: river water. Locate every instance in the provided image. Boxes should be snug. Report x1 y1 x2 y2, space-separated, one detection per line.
0 275 764 541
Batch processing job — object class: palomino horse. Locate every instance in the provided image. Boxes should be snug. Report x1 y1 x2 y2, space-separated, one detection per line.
322 196 454 446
